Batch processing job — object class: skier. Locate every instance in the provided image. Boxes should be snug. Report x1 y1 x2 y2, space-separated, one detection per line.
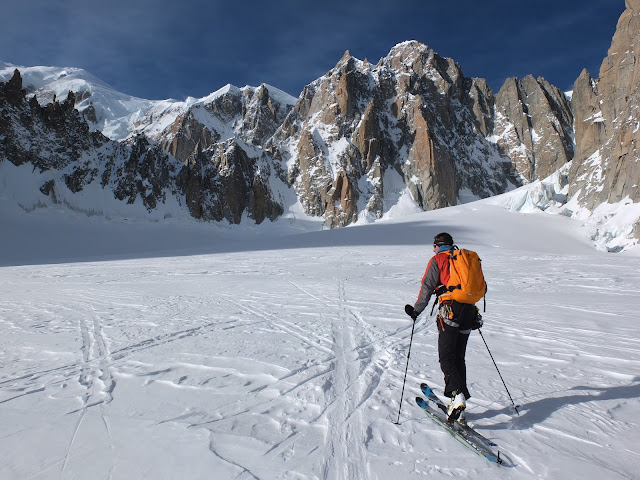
405 232 481 422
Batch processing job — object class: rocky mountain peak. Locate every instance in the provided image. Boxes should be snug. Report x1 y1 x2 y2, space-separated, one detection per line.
336 50 354 66
386 42 469 103
268 40 517 227
569 0 640 211
2 69 26 107
385 40 432 67
493 74 574 183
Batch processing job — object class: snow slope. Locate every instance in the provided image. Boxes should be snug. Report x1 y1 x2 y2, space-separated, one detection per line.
1 197 639 479
486 164 640 253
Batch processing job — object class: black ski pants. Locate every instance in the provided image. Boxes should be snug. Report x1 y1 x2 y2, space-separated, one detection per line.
437 301 475 399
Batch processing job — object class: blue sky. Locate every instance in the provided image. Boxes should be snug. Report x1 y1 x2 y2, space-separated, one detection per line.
1 0 625 100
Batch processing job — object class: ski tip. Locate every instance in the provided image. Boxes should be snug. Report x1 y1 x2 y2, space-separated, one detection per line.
415 396 426 406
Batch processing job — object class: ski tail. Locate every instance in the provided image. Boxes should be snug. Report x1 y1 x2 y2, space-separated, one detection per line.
415 396 502 464
419 383 499 448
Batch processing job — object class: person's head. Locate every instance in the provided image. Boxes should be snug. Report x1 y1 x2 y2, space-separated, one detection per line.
433 232 453 252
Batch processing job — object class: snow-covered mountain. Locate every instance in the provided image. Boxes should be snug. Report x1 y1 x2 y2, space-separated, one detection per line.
267 43 518 228
0 62 297 145
1 2 639 251
0 69 299 225
0 62 159 140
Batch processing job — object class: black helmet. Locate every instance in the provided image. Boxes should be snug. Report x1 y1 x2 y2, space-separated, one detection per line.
433 232 453 246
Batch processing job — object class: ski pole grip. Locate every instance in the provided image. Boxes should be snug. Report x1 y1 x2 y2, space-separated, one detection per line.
405 304 417 319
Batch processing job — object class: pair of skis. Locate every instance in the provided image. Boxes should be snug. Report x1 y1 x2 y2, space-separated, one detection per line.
415 383 502 464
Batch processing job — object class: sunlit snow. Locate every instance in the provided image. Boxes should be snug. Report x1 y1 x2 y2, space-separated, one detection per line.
1 192 639 479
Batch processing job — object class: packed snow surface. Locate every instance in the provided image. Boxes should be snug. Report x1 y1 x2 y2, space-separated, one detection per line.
1 199 639 479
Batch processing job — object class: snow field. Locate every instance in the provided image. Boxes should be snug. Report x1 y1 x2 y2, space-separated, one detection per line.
0 203 639 479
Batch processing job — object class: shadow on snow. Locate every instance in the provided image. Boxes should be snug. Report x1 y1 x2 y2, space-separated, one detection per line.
477 379 640 431
1 219 483 267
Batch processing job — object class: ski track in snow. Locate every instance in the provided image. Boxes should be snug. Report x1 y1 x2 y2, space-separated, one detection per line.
1 213 640 479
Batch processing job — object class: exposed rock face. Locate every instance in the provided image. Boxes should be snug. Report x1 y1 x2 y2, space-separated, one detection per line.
0 69 102 171
0 70 182 212
138 84 294 166
272 42 516 227
162 110 220 162
571 69 604 166
242 84 292 146
570 0 640 210
105 135 179 211
0 70 284 222
176 140 283 224
494 75 574 183
464 77 494 137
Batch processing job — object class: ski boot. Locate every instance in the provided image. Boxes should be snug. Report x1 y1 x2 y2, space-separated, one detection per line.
456 410 467 425
447 391 466 423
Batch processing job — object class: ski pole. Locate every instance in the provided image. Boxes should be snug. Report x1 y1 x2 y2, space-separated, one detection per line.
394 306 418 424
478 329 520 415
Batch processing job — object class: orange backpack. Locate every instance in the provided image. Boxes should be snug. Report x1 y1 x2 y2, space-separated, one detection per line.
439 248 486 305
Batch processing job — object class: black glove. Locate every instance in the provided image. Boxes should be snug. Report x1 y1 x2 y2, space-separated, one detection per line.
405 304 418 321
471 309 483 330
